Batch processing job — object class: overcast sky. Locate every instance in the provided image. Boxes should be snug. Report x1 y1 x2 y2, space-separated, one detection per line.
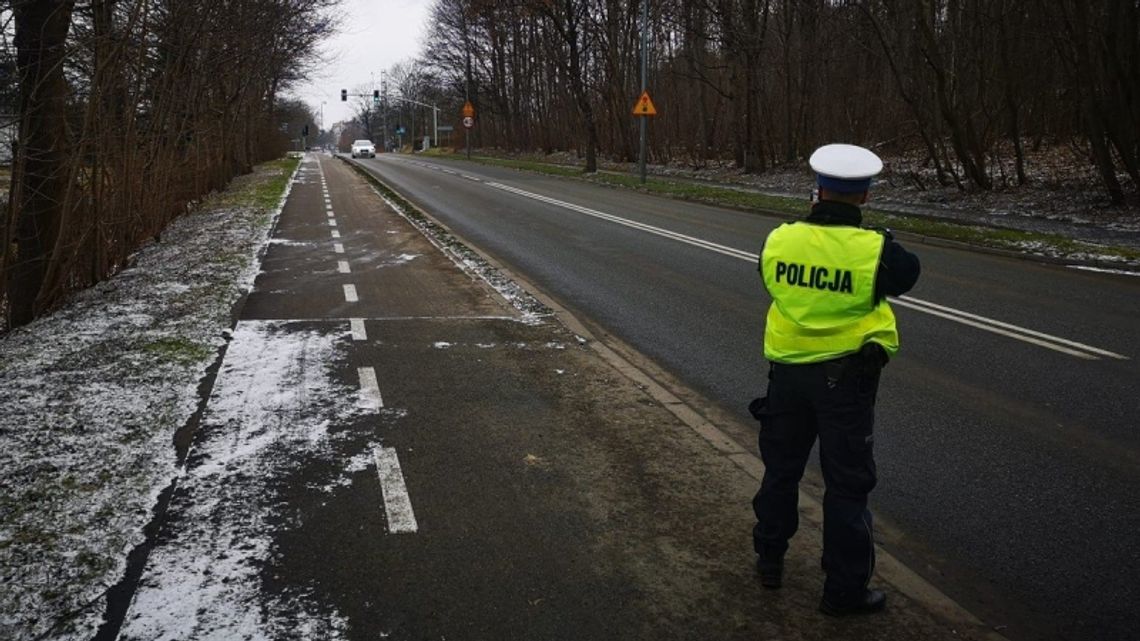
292 0 432 129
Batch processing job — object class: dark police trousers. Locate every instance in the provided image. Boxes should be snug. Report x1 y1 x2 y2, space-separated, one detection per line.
750 344 884 598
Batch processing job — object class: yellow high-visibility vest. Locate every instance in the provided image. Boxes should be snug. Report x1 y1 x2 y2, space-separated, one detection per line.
761 222 899 364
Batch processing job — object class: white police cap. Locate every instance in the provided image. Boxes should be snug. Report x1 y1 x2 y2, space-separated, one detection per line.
809 144 883 193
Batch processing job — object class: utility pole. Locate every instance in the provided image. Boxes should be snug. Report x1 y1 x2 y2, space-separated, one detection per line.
465 34 472 160
638 0 648 184
381 71 388 152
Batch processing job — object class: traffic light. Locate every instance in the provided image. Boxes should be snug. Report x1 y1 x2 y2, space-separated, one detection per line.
373 89 380 105
340 89 347 102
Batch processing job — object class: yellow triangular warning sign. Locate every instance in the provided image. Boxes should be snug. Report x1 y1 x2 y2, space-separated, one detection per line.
632 90 657 117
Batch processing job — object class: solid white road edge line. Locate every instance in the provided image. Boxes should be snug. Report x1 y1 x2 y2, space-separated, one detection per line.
357 366 383 410
1067 265 1140 277
350 318 367 341
343 284 358 302
338 260 351 274
895 295 1127 359
373 446 418 534
481 180 1125 361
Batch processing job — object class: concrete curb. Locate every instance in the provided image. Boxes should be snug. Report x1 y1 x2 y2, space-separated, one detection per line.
340 155 1011 641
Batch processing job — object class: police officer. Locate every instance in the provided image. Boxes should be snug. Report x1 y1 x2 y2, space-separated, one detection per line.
751 144 920 616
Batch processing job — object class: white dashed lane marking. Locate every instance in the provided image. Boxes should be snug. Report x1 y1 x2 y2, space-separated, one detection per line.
338 260 351 274
331 230 340 239
334 243 345 254
350 318 367 341
343 284 358 302
373 446 418 534
357 366 383 409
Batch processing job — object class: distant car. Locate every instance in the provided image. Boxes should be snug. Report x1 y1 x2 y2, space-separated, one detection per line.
350 140 376 158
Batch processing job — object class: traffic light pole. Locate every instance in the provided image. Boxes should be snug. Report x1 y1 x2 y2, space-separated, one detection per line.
342 86 440 151
387 95 439 149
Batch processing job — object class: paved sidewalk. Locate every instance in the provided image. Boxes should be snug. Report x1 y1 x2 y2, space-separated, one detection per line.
116 153 1003 640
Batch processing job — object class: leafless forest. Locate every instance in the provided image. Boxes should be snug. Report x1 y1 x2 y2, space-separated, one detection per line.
0 0 335 331
390 1 1136 202
4 1 1139 331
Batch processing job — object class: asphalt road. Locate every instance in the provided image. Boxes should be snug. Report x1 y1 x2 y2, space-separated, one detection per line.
351 153 1140 641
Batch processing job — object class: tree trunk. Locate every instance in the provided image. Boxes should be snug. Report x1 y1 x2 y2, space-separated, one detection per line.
6 0 76 328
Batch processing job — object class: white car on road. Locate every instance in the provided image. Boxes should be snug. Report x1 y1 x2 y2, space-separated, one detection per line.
350 140 376 158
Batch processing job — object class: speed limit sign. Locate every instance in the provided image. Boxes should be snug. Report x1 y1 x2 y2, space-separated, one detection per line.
463 116 474 129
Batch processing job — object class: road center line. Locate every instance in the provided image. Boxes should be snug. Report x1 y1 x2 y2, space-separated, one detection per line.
481 180 1126 361
357 366 383 409
331 230 341 239
373 446 418 534
328 219 337 227
338 260 351 274
343 284 358 302
334 242 345 254
350 318 367 341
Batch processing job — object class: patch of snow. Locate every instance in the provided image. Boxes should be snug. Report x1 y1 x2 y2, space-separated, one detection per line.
119 320 359 640
268 238 312 247
0 158 298 641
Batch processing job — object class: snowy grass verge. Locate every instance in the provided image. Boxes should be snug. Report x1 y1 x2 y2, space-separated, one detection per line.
0 155 300 641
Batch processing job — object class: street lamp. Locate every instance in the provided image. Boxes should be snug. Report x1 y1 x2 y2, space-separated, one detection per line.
320 101 326 132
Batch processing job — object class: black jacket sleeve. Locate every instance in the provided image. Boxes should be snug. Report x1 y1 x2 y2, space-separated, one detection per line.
875 239 921 301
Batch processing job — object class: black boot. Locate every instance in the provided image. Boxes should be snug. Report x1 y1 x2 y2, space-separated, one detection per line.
819 589 886 616
755 554 784 589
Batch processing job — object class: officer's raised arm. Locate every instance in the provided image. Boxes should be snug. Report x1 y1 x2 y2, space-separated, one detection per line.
875 239 921 301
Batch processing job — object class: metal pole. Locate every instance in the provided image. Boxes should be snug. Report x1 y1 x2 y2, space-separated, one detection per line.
638 0 648 184
381 71 388 153
433 105 438 150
